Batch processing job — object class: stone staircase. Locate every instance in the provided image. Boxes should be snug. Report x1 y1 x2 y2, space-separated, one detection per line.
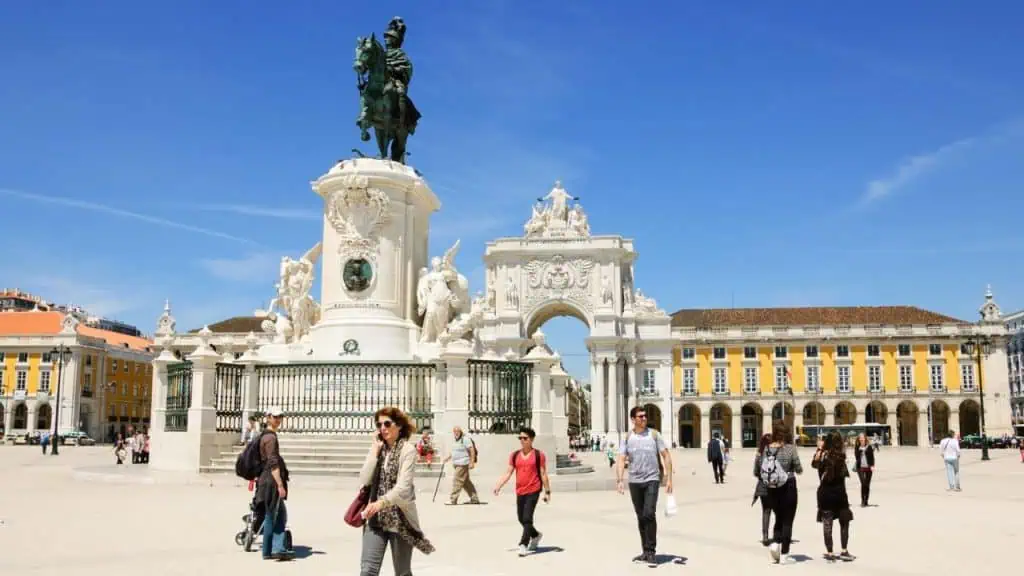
201 434 374 477
554 453 595 475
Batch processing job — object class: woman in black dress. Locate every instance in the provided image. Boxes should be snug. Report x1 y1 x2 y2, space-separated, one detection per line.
811 432 855 562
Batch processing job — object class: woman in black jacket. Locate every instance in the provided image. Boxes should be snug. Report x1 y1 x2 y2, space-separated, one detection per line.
853 434 875 507
812 432 854 562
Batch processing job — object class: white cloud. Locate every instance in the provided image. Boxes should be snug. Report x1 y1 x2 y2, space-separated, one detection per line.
197 252 280 283
0 188 262 246
24 275 148 319
186 204 320 221
861 135 978 204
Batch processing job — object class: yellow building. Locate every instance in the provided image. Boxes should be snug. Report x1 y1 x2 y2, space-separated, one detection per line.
669 305 1010 448
0 310 154 441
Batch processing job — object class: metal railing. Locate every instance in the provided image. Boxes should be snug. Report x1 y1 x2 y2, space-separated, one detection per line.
255 363 435 433
165 362 193 432
467 359 531 434
214 363 244 433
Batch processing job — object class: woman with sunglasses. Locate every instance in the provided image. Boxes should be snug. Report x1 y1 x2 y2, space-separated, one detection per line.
358 407 434 576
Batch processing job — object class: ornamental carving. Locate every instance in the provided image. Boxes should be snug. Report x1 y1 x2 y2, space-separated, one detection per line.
522 256 595 312
325 174 391 260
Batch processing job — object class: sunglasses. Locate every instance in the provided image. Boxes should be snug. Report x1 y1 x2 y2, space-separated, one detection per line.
518 436 531 441
635 414 647 420
376 420 394 429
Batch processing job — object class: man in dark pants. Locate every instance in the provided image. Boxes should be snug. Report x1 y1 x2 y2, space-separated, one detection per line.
493 426 551 557
707 433 725 484
256 407 293 561
616 406 673 567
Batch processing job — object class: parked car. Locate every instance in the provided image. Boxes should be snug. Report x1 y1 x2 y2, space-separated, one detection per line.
60 430 95 446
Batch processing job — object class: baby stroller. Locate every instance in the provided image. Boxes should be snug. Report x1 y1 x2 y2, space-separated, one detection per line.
234 491 292 552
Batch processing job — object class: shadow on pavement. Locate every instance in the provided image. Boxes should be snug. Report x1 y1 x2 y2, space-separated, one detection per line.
653 554 687 566
292 545 325 559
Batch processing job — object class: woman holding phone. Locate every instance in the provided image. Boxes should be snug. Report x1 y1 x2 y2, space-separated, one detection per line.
357 406 435 576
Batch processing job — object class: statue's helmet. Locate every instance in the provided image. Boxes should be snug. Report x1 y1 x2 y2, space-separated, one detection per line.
384 16 406 45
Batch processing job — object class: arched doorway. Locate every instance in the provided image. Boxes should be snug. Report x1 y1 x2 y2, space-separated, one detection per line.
643 403 662 432
897 401 919 446
865 401 887 424
678 403 701 448
802 401 826 426
710 403 733 445
13 403 28 430
741 403 763 448
523 305 593 434
958 400 980 436
834 401 857 425
930 400 950 443
36 404 52 431
771 401 794 435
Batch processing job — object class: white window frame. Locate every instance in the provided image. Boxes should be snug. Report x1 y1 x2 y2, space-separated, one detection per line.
960 364 975 392
899 364 914 392
641 369 656 395
713 347 726 360
928 343 942 357
16 370 27 391
743 346 757 359
774 346 788 359
898 344 911 357
713 367 728 395
682 347 695 360
112 360 118 372
867 344 881 358
39 370 51 393
868 365 882 393
682 368 696 395
929 364 945 392
836 345 850 358
806 365 820 392
744 366 758 394
775 366 789 392
837 366 851 393
805 345 819 358
17 352 28 364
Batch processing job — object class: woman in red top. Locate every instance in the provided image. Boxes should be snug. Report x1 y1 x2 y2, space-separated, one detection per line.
493 426 551 556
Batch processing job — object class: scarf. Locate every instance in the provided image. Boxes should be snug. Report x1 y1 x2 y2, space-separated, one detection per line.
370 439 435 555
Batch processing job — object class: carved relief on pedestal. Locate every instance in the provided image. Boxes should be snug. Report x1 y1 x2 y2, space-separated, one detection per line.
325 173 391 262
522 255 595 312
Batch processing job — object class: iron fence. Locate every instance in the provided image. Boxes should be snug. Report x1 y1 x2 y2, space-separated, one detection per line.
214 363 245 433
255 363 435 433
165 362 193 432
467 359 532 434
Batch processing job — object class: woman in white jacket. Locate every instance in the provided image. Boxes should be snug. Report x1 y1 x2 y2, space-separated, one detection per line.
358 406 434 576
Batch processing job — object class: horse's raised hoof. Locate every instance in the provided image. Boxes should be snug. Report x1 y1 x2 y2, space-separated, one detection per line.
360 131 371 142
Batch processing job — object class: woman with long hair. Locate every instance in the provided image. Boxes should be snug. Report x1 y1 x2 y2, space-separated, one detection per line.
752 433 773 546
761 421 803 564
853 433 875 506
812 431 855 562
358 407 435 576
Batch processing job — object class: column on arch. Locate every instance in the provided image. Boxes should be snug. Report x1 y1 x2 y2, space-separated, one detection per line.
607 358 620 434
590 356 605 434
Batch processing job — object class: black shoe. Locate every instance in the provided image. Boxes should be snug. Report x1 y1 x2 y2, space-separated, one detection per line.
645 553 658 567
839 551 856 562
761 538 770 547
272 551 295 561
632 554 645 563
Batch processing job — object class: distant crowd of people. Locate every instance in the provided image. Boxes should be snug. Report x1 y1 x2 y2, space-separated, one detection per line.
112 427 149 465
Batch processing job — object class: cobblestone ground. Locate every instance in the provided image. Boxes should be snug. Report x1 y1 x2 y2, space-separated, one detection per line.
2 445 1021 575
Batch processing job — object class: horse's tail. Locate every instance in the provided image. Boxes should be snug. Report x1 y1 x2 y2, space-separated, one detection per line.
405 97 422 134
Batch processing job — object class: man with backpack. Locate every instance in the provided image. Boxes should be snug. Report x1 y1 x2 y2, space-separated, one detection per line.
616 406 673 567
493 426 551 556
444 426 480 505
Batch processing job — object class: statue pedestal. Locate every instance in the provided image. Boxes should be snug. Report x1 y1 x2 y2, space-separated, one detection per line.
306 158 440 362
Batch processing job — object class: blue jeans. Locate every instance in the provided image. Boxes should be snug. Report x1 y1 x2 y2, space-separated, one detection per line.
944 458 960 490
262 500 289 558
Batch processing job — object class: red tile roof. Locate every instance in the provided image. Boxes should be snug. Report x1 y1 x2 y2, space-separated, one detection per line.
0 311 152 352
670 306 966 328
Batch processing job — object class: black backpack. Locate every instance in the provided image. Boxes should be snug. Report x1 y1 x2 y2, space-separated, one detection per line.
236 431 268 480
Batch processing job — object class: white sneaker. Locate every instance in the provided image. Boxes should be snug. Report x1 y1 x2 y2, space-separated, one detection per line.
527 533 542 551
518 545 528 557
769 543 781 563
781 555 796 565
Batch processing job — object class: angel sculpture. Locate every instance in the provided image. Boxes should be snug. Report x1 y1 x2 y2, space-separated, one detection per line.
266 242 323 343
417 239 471 343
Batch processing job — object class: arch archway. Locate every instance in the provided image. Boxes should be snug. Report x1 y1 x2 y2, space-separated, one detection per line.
958 400 980 436
643 403 662 432
36 404 52 431
710 403 733 445
865 401 888 424
834 401 857 425
930 400 950 443
740 403 763 448
678 403 701 449
802 401 826 426
897 401 919 446
13 403 28 430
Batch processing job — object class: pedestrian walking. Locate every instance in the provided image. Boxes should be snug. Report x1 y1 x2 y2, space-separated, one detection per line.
41 431 49 455
443 426 480 504
751 433 773 546
760 421 803 565
257 407 294 561
707 432 725 484
853 433 875 506
812 432 855 562
939 430 961 491
616 406 673 567
114 433 126 465
493 426 551 557
358 406 434 576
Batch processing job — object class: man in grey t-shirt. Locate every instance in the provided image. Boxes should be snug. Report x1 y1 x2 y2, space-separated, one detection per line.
616 406 673 566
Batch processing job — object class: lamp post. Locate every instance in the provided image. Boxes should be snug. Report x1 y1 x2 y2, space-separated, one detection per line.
963 336 992 461
49 344 73 456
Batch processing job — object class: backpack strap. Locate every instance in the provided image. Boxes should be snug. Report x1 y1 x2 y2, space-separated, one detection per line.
510 450 518 467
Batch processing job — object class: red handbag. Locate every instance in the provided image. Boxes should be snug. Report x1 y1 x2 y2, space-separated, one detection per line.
344 486 371 527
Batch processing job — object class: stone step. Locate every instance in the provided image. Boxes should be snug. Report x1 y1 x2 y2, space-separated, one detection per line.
223 445 370 457
555 465 595 475
200 464 361 477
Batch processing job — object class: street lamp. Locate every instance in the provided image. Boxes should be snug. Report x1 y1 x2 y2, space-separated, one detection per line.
962 336 993 462
49 344 73 456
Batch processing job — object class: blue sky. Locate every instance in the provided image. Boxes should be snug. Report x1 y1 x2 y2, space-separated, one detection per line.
3 1 1023 380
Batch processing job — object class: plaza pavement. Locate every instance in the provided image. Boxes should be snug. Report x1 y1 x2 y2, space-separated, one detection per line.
2 444 1021 575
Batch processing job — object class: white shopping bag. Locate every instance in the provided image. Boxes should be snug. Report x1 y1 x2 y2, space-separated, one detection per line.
664 494 678 518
